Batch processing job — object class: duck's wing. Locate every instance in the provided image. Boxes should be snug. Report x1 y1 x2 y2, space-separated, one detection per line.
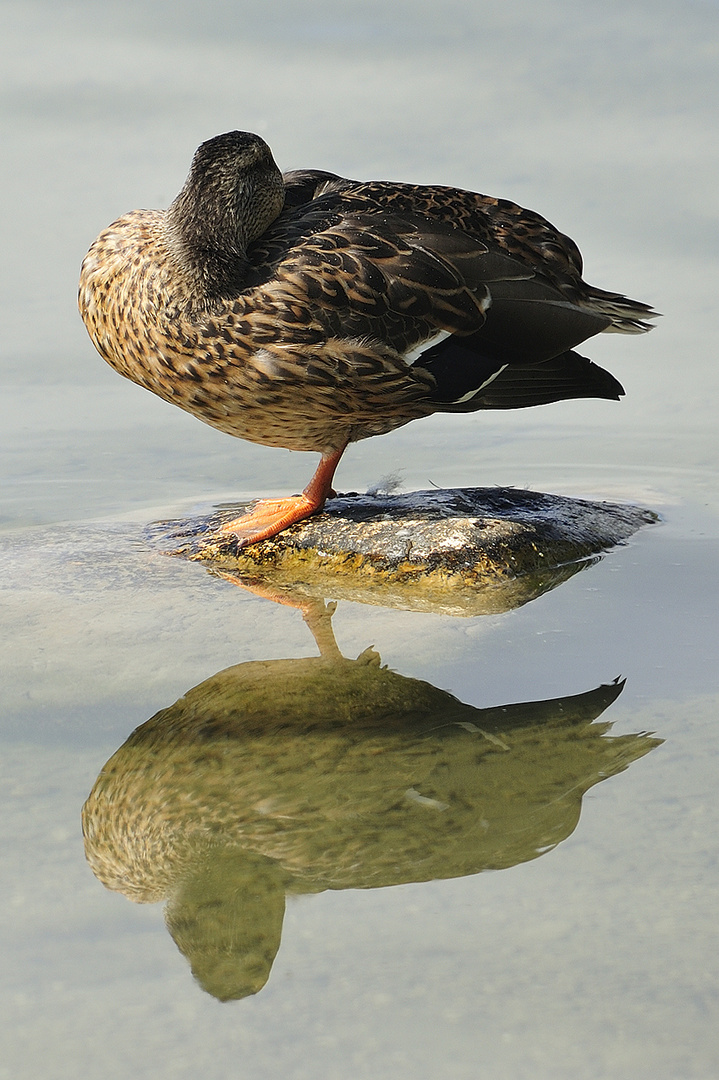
335 180 588 285
250 204 502 350
247 181 647 411
333 180 658 333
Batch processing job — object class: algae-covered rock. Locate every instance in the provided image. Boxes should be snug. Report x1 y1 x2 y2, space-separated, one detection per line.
152 486 656 614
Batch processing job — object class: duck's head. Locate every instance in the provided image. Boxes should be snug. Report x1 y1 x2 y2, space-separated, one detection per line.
165 130 285 303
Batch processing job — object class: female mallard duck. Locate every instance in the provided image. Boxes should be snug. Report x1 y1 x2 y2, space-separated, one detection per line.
79 131 657 546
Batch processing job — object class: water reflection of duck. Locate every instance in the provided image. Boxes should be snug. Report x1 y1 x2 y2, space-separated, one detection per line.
82 601 660 1002
79 131 657 546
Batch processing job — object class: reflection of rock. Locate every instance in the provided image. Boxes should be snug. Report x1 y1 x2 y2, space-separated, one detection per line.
83 634 660 1000
152 486 656 615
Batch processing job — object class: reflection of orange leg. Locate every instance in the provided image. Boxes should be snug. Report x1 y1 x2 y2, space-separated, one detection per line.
221 444 347 548
213 571 343 660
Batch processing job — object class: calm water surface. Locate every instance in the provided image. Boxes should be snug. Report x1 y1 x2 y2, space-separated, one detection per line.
2 2 718 1078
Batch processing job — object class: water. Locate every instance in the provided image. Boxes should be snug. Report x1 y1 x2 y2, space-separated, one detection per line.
2 2 718 1077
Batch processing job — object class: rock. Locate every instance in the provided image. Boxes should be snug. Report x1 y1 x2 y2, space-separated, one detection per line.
150 486 657 615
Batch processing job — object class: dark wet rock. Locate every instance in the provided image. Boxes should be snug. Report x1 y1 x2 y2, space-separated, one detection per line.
150 486 657 615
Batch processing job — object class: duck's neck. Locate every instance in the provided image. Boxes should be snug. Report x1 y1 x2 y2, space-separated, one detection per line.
165 198 250 306
164 157 285 307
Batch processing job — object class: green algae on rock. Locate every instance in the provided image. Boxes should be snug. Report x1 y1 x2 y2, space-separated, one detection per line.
151 486 657 615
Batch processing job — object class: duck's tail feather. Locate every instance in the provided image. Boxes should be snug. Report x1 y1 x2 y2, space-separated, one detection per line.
432 349 624 413
580 287 660 334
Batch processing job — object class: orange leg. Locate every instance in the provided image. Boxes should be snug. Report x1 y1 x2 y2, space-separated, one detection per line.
221 444 347 547
213 571 344 660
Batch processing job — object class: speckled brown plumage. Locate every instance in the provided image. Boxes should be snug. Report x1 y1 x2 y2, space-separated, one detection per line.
78 131 657 544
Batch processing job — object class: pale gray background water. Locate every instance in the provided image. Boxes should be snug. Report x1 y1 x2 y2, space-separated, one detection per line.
1 2 718 1078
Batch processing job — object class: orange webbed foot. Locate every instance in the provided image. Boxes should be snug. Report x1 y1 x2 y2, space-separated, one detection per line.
220 444 347 548
221 493 324 547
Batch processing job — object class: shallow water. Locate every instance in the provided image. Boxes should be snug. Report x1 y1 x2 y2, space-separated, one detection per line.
2 2 719 1078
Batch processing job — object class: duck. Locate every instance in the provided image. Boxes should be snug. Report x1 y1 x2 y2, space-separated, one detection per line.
79 130 657 546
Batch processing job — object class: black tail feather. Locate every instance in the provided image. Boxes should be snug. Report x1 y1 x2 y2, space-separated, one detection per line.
433 350 625 412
